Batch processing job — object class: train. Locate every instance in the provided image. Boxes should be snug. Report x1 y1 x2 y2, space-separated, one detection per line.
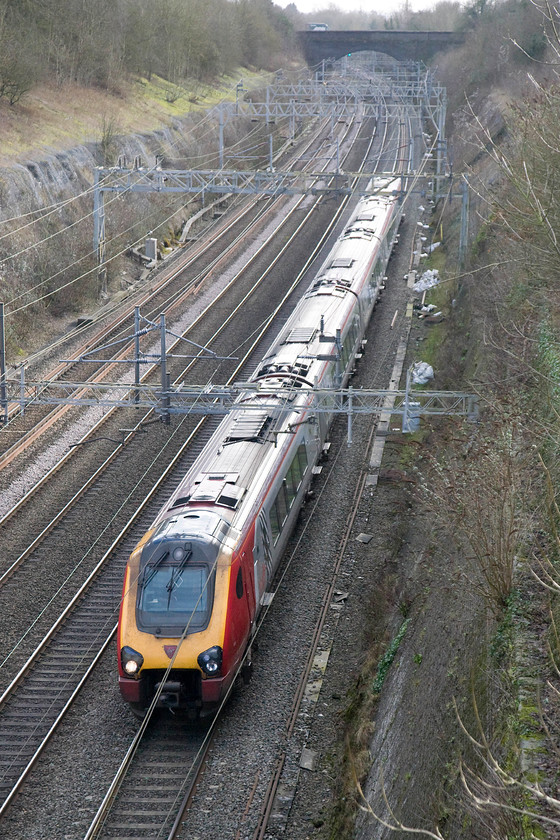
117 175 404 717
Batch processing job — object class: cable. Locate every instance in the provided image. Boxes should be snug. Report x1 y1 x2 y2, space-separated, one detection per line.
4 109 288 307
6 192 198 315
0 170 115 235
1 164 166 272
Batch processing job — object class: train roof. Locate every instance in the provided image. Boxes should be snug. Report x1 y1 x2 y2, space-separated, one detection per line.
154 177 403 534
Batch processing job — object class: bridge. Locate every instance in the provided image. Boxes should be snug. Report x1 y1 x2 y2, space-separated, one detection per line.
299 30 465 65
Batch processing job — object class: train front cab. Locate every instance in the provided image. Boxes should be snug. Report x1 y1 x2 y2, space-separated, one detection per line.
118 510 254 717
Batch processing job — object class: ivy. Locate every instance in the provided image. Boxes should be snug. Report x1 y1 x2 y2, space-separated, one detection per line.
372 618 410 694
537 320 560 407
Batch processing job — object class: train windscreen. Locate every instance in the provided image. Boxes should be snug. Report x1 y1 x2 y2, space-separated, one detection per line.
136 561 213 635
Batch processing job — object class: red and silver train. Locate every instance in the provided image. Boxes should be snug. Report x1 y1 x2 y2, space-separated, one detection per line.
117 176 403 716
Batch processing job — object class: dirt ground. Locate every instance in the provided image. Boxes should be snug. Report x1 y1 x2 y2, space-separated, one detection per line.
283 339 490 840
0 72 264 165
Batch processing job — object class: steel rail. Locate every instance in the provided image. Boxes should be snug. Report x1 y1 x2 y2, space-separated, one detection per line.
84 103 390 840
0 108 373 823
0 113 336 464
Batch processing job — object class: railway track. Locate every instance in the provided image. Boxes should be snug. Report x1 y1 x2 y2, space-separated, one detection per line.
87 718 209 840
0 107 370 540
0 111 339 466
0 180 342 675
0 414 216 819
0 96 394 832
0 59 437 838
79 105 412 840
0 105 369 573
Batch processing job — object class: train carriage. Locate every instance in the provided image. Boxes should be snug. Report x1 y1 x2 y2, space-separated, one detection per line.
117 177 403 716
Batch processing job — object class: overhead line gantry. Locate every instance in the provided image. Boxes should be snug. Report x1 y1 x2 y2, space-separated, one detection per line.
93 62 449 287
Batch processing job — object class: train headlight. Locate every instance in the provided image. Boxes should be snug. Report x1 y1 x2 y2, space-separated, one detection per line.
121 646 144 677
197 646 223 676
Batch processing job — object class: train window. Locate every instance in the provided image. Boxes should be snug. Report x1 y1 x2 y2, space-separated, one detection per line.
269 446 308 545
170 496 190 508
290 447 304 486
137 564 212 634
285 474 297 507
341 336 351 367
329 257 355 269
370 261 383 286
236 567 243 599
297 444 308 477
269 505 281 543
282 449 302 510
217 484 245 509
275 484 288 526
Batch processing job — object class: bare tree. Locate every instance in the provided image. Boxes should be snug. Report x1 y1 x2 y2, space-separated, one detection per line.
422 415 536 616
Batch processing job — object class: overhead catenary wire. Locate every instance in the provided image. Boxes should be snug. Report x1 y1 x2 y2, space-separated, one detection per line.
0 84 287 269
4 181 202 309
6 190 204 315
0 170 115 235
0 101 262 240
0 372 218 673
6 156 286 317
1 162 173 275
3 109 296 311
7 65 374 282
2 68 432 324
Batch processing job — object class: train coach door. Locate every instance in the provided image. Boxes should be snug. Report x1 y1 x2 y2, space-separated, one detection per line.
254 511 273 609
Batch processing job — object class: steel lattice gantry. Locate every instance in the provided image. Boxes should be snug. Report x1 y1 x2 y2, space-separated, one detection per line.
92 90 360 283
91 57 450 269
92 164 353 273
3 378 478 442
92 65 447 276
